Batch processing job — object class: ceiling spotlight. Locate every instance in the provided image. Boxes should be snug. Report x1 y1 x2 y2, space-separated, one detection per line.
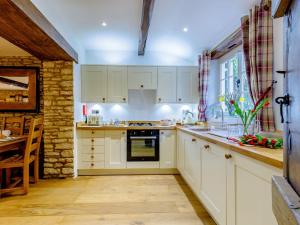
183 27 188 32
101 21 107 27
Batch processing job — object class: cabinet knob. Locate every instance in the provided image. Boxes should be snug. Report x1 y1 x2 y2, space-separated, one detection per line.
161 131 164 135
225 154 232 159
102 98 106 102
192 138 196 142
123 98 126 101
91 131 95 134
158 98 161 102
122 132 125 135
91 163 94 167
140 84 144 88
204 144 210 149
91 139 94 142
91 155 94 159
91 147 94 150
178 98 182 101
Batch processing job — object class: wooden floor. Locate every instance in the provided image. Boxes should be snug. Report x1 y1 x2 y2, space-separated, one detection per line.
0 175 216 225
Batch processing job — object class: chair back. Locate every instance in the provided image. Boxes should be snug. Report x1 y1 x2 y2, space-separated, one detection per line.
24 118 44 160
2 116 25 136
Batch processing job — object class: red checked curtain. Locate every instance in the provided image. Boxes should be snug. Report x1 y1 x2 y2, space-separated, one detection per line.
198 51 211 122
241 0 275 131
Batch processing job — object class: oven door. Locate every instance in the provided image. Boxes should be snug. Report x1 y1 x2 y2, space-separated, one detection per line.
127 136 159 161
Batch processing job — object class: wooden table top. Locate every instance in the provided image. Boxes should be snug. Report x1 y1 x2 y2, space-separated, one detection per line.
0 136 27 154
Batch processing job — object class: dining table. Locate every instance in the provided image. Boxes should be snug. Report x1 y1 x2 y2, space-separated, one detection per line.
0 136 28 154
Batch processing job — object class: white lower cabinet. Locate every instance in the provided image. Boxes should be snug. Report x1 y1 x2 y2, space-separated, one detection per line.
160 130 176 168
105 130 127 168
199 142 228 225
227 152 281 225
177 131 282 225
77 130 126 169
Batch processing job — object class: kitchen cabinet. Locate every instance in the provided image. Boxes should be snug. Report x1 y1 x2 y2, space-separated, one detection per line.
104 130 127 169
183 134 201 195
160 130 176 168
176 67 198 103
128 66 157 89
157 67 177 103
81 65 107 103
177 130 282 225
199 142 228 225
177 131 185 174
107 66 128 103
227 152 281 225
77 130 105 169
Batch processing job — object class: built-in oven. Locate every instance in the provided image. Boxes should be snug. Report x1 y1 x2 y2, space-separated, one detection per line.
127 129 159 161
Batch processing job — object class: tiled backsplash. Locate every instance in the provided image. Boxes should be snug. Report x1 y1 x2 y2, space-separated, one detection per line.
84 90 198 122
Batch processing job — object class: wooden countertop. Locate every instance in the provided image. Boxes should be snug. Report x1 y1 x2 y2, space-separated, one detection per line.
77 123 176 130
177 126 283 169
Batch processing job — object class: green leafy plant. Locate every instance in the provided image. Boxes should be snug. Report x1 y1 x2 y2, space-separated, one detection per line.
228 98 270 135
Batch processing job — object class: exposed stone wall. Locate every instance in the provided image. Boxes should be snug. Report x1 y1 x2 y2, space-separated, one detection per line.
0 57 74 178
43 61 74 178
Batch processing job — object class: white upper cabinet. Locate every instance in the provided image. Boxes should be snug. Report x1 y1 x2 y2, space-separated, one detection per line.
81 65 108 103
128 66 157 89
157 67 177 103
177 67 199 103
107 66 128 103
159 130 176 168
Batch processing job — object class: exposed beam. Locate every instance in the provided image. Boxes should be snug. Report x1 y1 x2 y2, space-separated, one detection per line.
210 28 243 60
273 0 292 18
0 0 78 63
0 77 28 89
138 0 155 56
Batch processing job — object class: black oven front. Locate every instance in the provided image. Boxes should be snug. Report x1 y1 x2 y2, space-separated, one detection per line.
127 129 159 161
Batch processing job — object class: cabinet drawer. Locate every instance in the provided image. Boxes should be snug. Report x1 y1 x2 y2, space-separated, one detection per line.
79 153 105 162
78 145 105 154
78 138 105 146
77 130 105 138
78 161 105 169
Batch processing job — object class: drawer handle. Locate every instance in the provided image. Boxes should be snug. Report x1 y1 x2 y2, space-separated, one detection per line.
225 154 232 159
192 138 196 142
204 145 210 149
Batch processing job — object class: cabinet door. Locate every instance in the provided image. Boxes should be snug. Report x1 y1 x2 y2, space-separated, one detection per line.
128 66 157 89
157 67 177 103
177 131 185 174
104 130 127 168
160 130 176 168
227 153 281 225
81 65 107 103
183 135 201 195
199 142 227 225
107 66 128 103
176 67 198 103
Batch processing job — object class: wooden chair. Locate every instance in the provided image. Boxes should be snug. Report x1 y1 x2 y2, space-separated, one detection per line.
0 116 25 187
0 117 43 196
2 116 25 136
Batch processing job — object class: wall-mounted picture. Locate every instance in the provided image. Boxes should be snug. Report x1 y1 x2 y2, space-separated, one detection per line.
0 66 40 112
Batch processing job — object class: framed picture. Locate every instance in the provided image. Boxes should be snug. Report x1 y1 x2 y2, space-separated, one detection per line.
0 66 40 112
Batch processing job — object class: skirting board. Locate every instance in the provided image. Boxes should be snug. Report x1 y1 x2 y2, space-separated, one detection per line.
78 168 179 176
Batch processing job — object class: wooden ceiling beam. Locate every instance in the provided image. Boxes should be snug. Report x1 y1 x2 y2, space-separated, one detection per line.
138 0 155 56
210 28 243 60
0 0 78 63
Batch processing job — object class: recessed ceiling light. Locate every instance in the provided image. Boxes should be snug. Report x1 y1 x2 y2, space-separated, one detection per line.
101 21 107 27
183 27 188 32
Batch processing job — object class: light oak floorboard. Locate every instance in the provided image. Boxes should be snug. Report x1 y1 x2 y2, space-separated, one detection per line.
0 175 216 225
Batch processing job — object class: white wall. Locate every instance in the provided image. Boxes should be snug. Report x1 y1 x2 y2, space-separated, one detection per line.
83 90 198 122
85 50 197 66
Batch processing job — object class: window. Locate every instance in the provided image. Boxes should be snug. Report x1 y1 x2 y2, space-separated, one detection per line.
219 50 253 116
